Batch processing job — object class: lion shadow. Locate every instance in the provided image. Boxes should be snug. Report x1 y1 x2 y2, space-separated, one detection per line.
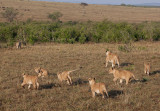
150 70 160 75
130 78 147 83
39 83 60 90
120 62 134 67
72 78 88 85
108 90 124 98
87 89 124 98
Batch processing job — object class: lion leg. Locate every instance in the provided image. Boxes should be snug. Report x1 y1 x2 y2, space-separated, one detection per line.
126 78 129 85
113 78 118 85
144 69 147 74
68 75 72 85
117 60 120 67
92 91 96 98
36 82 39 90
28 84 31 89
120 79 123 84
105 61 108 67
21 82 26 88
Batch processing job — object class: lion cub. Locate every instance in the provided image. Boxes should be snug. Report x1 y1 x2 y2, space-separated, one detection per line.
16 42 21 49
35 67 48 78
109 68 136 85
57 69 79 85
21 73 39 90
106 51 120 68
144 63 151 75
88 78 109 98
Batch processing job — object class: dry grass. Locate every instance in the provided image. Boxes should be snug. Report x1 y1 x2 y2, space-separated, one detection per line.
1 0 160 23
0 42 160 110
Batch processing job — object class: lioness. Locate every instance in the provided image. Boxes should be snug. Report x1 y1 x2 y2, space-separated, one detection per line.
144 62 151 75
106 51 120 68
35 67 48 78
21 73 39 90
109 68 137 85
57 69 79 85
88 78 109 98
16 42 21 49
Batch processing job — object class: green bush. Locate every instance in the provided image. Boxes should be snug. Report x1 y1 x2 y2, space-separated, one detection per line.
55 27 79 43
0 20 159 46
48 12 63 22
79 33 86 44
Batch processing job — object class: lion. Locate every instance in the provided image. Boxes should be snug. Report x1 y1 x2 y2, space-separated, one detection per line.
109 68 137 85
144 62 151 76
57 69 79 85
21 73 39 90
35 67 48 78
106 51 120 68
16 42 21 49
88 78 109 98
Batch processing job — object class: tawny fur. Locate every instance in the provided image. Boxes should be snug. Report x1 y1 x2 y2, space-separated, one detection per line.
16 42 21 49
109 68 137 85
57 69 79 85
35 67 48 78
21 73 39 90
88 78 109 98
144 63 151 75
106 51 120 68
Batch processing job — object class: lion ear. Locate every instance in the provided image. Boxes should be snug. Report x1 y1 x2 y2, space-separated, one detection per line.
112 67 114 70
106 48 109 52
94 78 96 80
22 73 25 76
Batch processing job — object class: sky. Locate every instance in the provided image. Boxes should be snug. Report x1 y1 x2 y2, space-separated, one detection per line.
34 0 160 5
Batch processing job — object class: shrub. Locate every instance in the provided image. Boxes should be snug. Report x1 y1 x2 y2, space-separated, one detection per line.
121 3 126 6
0 20 160 45
80 2 88 6
1 7 18 22
55 27 80 43
48 12 63 22
79 33 86 44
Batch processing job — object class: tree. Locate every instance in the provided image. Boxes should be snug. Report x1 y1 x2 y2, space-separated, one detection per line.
121 3 126 6
80 2 88 7
1 7 18 22
48 12 63 22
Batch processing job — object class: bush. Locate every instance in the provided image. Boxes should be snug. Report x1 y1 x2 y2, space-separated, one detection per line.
55 27 80 43
0 20 160 45
1 7 18 22
48 12 63 22
79 33 86 44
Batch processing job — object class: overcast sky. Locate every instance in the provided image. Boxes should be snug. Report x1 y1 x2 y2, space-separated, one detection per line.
35 0 160 5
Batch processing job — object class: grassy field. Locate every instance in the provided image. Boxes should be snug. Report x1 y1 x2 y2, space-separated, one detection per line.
1 0 160 23
0 0 160 110
0 42 160 110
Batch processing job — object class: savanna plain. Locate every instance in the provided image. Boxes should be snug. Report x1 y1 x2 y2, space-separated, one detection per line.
1 0 160 22
0 42 160 110
0 0 160 111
